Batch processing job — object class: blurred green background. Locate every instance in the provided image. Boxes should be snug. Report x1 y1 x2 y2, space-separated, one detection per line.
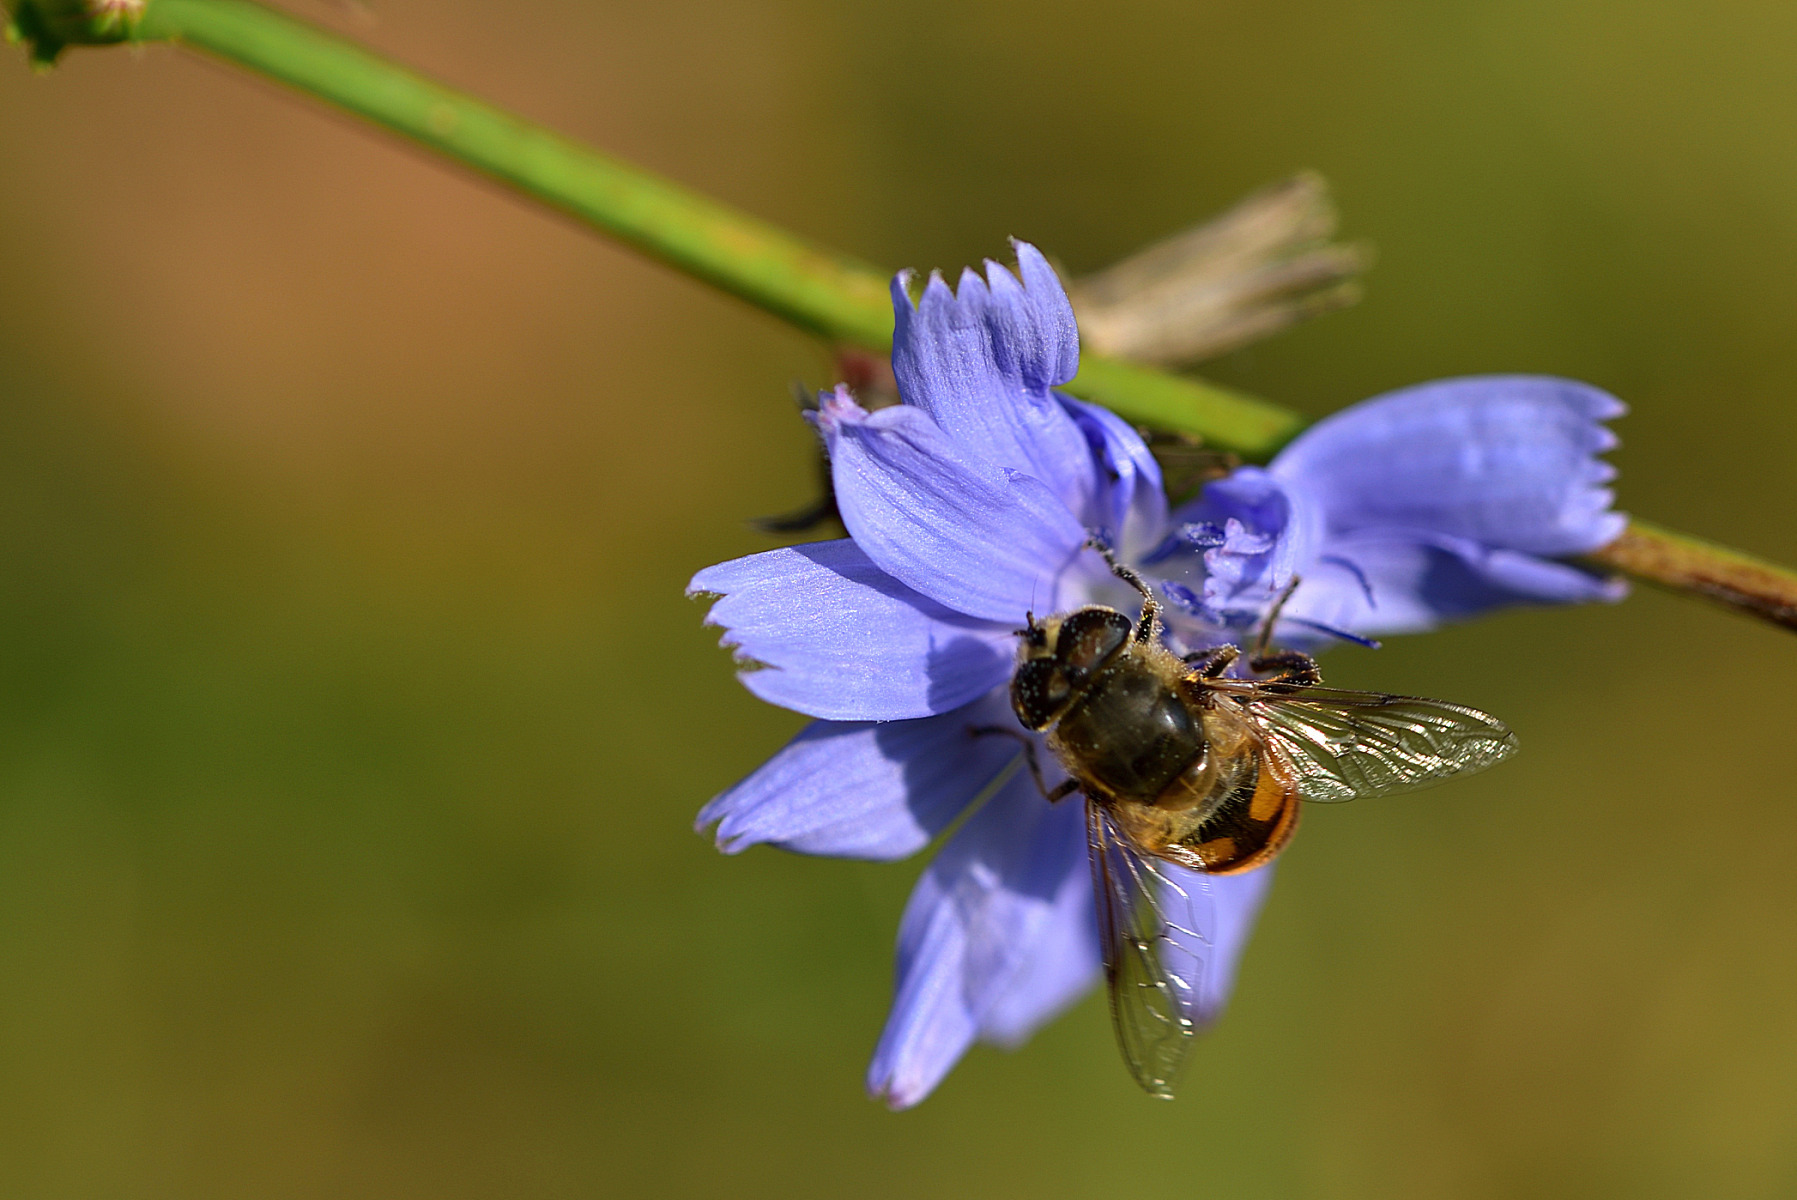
0 0 1794 1196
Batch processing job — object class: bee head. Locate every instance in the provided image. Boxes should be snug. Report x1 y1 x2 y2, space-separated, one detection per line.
1009 606 1134 730
1014 611 1054 658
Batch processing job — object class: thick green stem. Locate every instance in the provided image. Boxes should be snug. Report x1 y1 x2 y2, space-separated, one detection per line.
12 0 1797 632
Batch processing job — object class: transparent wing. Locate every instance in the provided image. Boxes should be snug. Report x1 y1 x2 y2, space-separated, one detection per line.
1242 686 1518 804
1087 803 1216 1099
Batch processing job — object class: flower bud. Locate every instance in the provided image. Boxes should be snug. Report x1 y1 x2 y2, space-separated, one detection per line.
6 0 144 67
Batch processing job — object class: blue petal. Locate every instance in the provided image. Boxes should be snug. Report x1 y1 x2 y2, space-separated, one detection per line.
814 391 1088 624
1285 530 1627 637
696 689 1025 861
1061 395 1169 558
976 853 1099 1048
689 539 1014 720
1159 863 1275 1027
889 242 1097 516
866 773 1089 1109
1270 375 1627 556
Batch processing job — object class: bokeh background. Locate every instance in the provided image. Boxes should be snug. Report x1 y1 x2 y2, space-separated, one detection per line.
1 0 1794 1196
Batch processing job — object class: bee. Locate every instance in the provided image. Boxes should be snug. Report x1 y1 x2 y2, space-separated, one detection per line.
1005 548 1517 1098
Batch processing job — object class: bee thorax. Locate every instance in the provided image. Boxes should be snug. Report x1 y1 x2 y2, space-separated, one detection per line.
1049 663 1204 799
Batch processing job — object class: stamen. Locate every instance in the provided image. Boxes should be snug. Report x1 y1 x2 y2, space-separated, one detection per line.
1282 615 1382 649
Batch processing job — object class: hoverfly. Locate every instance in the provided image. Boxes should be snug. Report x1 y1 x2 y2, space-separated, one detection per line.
1005 547 1517 1098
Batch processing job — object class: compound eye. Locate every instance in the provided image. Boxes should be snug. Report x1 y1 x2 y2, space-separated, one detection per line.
1058 608 1134 672
1010 660 1072 730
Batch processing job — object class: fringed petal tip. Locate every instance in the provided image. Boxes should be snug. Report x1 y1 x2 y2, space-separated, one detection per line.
868 1063 941 1112
889 268 915 310
890 244 1079 391
889 243 1074 349
805 382 867 433
693 795 747 853
884 242 1100 523
985 241 1081 389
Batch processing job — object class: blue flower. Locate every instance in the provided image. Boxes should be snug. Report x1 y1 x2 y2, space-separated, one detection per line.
689 242 1624 1108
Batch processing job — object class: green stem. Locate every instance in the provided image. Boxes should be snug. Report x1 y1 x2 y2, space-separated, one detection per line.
140 0 896 350
12 0 1797 633
126 0 1304 457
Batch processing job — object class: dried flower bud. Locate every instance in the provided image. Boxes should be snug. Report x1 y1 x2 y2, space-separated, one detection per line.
1070 172 1373 368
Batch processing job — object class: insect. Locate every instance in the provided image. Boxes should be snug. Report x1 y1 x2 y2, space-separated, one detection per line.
1004 547 1517 1098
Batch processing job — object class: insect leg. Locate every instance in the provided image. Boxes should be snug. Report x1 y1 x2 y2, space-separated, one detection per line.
967 725 1076 801
1251 574 1302 659
751 383 840 533
1085 535 1160 642
1245 649 1322 689
1183 644 1240 678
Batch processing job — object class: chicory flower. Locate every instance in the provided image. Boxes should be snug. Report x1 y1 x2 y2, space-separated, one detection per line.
690 241 1624 1108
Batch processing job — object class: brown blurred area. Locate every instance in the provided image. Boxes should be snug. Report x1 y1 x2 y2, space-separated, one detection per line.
0 1 1794 1196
